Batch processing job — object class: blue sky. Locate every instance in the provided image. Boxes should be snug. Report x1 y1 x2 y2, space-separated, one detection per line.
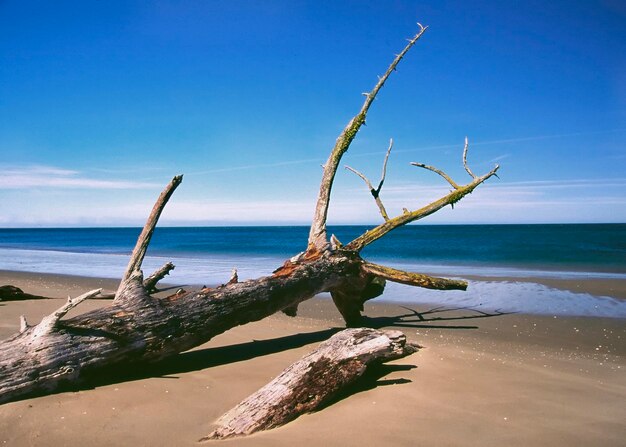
1 0 625 227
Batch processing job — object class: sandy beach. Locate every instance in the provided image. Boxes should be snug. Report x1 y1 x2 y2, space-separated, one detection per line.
1 270 625 446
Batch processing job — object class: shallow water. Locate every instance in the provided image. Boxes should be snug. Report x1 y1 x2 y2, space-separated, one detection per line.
1 224 625 317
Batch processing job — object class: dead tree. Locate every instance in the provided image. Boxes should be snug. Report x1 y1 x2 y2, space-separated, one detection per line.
0 24 498 407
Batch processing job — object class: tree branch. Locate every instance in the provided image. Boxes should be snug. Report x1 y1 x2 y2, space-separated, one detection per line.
462 136 476 179
345 138 393 221
143 262 176 293
31 289 102 339
361 261 467 290
117 175 182 298
346 150 499 252
308 25 428 250
409 162 460 189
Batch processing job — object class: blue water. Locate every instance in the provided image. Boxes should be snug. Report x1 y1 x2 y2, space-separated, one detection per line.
1 225 625 317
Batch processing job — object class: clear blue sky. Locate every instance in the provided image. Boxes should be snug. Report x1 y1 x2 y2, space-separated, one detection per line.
1 0 624 227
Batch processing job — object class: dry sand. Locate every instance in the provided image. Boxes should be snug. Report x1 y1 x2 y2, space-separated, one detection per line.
0 271 624 446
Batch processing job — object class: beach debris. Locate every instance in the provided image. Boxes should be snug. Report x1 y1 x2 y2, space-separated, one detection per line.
202 328 419 441
0 24 499 443
0 285 50 301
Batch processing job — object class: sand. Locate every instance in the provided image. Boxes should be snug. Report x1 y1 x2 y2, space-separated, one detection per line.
0 271 625 446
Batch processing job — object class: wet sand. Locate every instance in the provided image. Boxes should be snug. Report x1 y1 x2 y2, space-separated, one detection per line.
0 271 624 446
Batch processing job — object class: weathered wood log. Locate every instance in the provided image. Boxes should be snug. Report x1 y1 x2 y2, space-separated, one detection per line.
0 285 50 301
0 249 379 403
202 328 419 441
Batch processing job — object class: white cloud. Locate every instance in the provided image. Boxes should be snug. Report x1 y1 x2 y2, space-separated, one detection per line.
0 165 161 190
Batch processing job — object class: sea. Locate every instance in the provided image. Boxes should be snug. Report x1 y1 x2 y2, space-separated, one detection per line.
1 224 625 318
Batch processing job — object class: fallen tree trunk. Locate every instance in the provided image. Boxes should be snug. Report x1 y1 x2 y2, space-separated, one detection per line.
0 24 499 425
203 328 419 441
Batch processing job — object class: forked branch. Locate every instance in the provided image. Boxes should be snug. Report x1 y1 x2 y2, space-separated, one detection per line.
117 175 182 297
308 24 428 250
345 138 394 221
347 140 499 252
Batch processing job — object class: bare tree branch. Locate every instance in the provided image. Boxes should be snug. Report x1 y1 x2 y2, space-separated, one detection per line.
345 138 393 221
308 24 428 250
117 175 182 298
361 261 467 290
409 162 460 189
378 137 393 192
346 140 499 252
462 136 476 179
31 289 102 339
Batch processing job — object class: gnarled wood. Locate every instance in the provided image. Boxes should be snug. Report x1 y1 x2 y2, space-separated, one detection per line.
0 25 499 439
202 328 419 441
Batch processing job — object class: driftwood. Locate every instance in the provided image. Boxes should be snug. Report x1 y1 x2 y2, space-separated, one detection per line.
0 23 499 434
203 328 419 440
1 262 175 302
0 285 50 301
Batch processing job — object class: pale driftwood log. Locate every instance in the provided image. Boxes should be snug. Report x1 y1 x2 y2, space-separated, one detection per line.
0 24 499 413
202 328 419 441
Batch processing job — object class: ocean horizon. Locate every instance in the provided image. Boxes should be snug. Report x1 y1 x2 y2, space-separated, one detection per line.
1 224 625 318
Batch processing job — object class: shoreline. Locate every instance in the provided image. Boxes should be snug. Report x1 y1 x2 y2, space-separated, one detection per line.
0 271 624 446
2 266 626 303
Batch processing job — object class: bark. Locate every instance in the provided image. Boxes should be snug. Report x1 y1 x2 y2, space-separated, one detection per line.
203 328 419 441
0 250 352 404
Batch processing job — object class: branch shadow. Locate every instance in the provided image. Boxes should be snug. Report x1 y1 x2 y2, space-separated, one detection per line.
363 304 514 330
